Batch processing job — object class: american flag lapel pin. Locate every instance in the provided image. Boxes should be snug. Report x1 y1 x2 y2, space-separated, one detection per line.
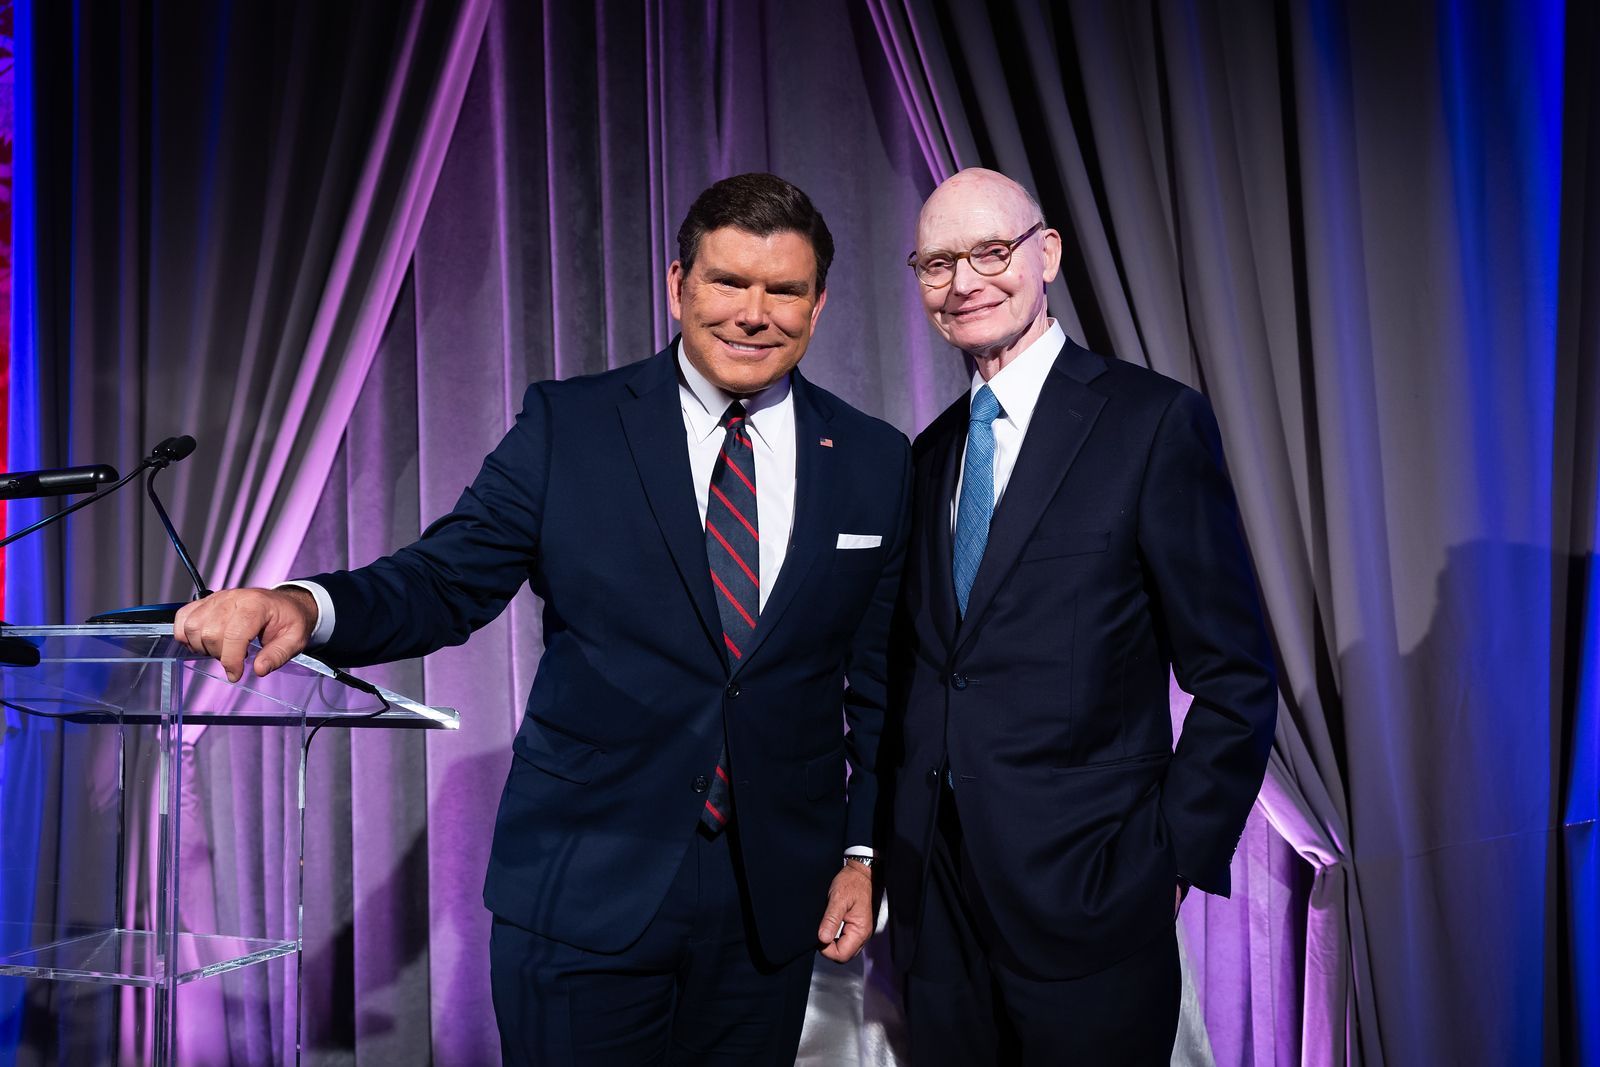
819 437 834 448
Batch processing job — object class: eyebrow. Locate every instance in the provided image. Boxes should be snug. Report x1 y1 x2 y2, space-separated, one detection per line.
918 234 1009 254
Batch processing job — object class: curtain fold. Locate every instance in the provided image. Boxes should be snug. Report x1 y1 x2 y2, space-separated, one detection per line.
1554 6 1599 1064
865 2 1596 1064
215 0 492 593
9 2 489 1062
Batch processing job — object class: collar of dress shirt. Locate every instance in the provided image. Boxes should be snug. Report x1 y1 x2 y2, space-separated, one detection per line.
966 319 1066 435
676 341 793 452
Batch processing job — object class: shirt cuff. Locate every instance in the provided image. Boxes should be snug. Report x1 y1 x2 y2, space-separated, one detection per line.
843 846 874 859
278 580 335 648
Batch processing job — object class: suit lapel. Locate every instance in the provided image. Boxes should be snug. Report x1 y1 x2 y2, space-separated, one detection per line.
618 346 724 661
953 346 1107 654
732 373 836 675
926 407 965 650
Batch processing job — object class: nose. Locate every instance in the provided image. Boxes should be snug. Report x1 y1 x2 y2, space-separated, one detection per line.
734 288 769 331
949 256 984 296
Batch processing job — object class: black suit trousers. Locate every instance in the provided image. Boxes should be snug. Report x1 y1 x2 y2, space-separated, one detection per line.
490 823 814 1067
904 789 1181 1067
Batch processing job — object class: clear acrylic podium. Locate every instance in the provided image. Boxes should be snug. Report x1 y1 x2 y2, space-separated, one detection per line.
0 624 458 1065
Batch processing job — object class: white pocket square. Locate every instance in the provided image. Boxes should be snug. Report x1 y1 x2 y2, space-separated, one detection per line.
836 534 882 549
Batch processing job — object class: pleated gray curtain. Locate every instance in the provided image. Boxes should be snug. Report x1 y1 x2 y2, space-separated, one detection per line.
863 2 1600 1065
15 1 1600 1064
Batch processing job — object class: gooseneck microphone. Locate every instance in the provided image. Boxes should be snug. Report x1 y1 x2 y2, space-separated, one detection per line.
150 435 197 465
0 460 148 548
85 435 215 623
1 436 213 624
145 437 213 601
0 436 201 550
0 460 129 663
0 464 120 500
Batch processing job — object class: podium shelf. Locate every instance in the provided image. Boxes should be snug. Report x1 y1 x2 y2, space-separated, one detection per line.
0 927 298 987
0 623 458 729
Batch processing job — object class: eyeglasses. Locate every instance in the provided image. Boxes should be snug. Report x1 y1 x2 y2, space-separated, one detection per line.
906 222 1044 289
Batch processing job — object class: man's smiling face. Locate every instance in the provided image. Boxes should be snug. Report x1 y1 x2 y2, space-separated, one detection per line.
914 170 1059 363
668 226 828 395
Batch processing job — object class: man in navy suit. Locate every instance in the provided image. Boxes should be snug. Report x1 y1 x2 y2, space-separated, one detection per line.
886 168 1277 1064
175 174 911 1065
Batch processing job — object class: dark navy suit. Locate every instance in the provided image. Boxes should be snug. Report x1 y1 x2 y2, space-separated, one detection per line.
309 344 911 1059
887 338 1276 1063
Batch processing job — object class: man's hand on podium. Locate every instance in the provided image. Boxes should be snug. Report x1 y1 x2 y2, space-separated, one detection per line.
173 586 318 683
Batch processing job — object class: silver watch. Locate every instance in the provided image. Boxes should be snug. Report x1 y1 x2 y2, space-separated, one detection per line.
844 856 874 869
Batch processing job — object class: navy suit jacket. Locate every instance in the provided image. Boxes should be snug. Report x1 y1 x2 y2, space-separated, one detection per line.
887 338 1276 981
312 344 912 962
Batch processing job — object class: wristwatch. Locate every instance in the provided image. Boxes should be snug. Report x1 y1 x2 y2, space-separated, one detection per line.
844 856 874 869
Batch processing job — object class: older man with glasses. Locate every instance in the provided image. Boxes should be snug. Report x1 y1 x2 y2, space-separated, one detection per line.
885 168 1278 1065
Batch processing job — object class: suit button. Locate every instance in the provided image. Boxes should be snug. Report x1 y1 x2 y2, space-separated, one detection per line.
950 673 968 690
926 767 939 782
692 775 710 793
726 682 740 698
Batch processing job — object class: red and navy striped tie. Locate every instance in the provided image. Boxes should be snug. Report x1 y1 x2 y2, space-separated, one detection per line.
701 401 759 833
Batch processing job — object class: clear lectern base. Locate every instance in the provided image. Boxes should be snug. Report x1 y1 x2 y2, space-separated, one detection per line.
0 926 297 986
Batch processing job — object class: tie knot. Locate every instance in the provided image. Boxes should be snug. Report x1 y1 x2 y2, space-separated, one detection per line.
720 401 747 429
970 385 1001 426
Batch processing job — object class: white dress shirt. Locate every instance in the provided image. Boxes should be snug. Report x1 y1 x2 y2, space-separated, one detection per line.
677 345 795 610
951 320 1067 530
679 347 870 859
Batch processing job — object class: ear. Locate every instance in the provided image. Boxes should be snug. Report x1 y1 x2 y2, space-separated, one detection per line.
808 286 829 332
1039 227 1063 285
667 260 686 321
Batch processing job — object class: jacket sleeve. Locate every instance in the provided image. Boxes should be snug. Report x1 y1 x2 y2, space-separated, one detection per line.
1137 387 1278 896
842 435 914 850
309 382 553 668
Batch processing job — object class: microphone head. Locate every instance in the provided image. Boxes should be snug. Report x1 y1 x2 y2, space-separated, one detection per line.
151 435 197 463
0 464 120 500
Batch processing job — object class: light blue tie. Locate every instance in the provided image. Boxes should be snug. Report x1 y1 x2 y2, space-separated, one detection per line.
953 385 1001 617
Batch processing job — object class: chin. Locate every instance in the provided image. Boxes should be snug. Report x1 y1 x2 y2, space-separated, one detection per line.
947 329 1001 353
949 321 1025 356
711 362 780 393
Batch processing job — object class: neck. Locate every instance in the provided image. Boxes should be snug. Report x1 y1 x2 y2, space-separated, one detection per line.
968 315 1052 381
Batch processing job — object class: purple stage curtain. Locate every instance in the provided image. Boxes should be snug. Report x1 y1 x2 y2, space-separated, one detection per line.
8 1 492 1063
12 1 1600 1065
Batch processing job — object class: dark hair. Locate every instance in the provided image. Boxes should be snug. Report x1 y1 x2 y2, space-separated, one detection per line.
675 173 836 293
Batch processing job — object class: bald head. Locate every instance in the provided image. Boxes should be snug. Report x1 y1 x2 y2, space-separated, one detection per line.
917 168 1042 246
912 169 1061 372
